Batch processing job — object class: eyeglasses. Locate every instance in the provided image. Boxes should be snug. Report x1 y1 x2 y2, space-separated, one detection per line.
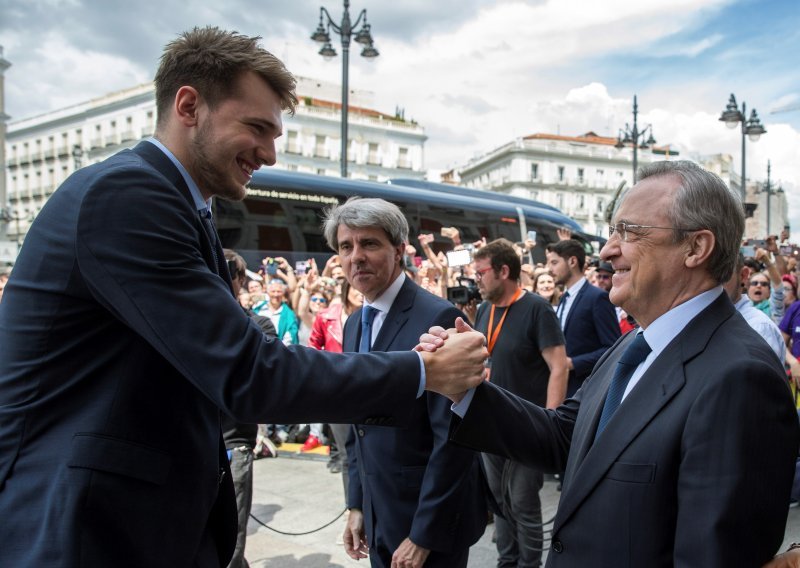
474 266 495 281
310 297 328 303
749 280 769 287
595 273 612 280
608 222 702 242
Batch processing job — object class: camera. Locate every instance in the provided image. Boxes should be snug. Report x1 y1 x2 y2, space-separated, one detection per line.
447 277 482 305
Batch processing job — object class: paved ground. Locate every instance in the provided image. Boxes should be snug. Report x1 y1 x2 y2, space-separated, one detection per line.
244 449 800 567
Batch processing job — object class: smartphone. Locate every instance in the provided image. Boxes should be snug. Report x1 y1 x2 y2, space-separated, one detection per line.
740 245 755 258
527 230 537 242
295 261 308 275
749 239 767 249
413 256 423 267
780 245 793 256
446 249 472 267
264 260 278 276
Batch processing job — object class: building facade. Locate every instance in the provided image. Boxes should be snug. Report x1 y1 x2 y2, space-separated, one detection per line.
457 132 678 237
3 76 426 251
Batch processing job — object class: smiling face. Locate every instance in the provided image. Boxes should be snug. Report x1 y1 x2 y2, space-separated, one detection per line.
534 273 555 299
600 174 692 328
186 71 283 201
337 225 404 302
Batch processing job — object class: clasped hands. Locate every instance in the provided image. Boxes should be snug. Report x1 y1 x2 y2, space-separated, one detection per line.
415 317 488 402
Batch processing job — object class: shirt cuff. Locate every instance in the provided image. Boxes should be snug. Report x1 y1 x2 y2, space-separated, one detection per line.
451 387 477 417
416 351 426 398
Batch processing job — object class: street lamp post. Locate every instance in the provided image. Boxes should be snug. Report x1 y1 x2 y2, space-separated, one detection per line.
614 95 656 184
719 93 766 203
762 160 785 236
311 0 379 178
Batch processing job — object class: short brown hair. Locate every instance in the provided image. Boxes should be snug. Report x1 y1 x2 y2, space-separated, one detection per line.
154 26 298 128
473 238 521 280
546 240 586 271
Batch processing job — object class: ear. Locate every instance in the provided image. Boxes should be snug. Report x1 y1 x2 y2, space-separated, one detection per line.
395 242 406 265
499 264 511 280
684 230 715 270
740 265 752 283
173 86 202 128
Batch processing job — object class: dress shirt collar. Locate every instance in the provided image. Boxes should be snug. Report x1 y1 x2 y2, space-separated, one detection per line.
364 272 406 315
641 286 723 356
144 137 212 216
565 276 588 298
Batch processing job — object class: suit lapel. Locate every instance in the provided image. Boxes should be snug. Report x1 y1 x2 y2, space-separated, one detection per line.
553 293 735 533
131 141 231 289
371 278 415 353
563 282 587 333
343 308 360 353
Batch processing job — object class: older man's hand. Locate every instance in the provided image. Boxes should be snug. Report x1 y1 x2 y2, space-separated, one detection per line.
418 318 487 396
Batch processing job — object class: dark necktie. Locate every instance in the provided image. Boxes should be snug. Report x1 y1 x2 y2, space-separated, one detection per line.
557 291 570 325
359 306 379 353
199 209 219 273
595 332 652 439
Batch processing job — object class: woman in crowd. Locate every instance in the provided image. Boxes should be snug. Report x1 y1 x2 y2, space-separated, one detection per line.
533 271 561 309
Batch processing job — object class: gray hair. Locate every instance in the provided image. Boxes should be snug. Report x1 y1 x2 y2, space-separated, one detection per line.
322 197 409 251
637 160 744 284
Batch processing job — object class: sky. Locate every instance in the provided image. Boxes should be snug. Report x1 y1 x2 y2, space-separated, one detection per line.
2 0 799 228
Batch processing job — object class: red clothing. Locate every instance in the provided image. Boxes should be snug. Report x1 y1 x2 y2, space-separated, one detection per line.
309 303 345 352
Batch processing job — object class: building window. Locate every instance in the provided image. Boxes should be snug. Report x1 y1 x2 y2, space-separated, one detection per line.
577 168 585 184
314 135 327 158
286 131 300 154
398 147 410 169
557 193 564 209
597 198 605 213
368 143 380 165
531 163 539 180
578 195 585 209
558 165 565 182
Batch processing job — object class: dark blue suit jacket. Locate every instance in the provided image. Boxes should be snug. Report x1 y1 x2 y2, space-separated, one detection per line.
0 142 421 567
452 293 800 567
562 281 620 395
344 278 487 560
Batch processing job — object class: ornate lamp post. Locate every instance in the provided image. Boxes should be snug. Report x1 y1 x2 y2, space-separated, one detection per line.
614 95 656 184
719 93 766 202
311 0 379 178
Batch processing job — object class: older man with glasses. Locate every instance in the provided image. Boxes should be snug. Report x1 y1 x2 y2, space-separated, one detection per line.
425 160 800 567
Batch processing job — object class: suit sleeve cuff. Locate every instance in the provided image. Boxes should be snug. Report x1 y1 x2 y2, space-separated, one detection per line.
450 387 476 417
416 351 426 398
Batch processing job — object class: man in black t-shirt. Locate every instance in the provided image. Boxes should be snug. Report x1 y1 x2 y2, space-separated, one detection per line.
473 239 568 568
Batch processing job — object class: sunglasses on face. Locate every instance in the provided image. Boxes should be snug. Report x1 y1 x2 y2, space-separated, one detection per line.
749 281 769 287
310 297 328 303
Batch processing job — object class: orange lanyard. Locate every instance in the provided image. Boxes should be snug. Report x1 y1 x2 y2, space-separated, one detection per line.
486 288 523 355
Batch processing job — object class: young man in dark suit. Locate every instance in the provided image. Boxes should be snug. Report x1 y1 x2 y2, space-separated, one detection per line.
0 27 487 567
325 197 487 568
546 239 620 396
424 160 800 567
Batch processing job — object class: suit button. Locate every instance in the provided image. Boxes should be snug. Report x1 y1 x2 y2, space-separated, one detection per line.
357 429 365 437
552 539 563 553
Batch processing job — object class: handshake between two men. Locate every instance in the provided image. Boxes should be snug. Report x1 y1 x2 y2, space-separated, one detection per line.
418 317 481 401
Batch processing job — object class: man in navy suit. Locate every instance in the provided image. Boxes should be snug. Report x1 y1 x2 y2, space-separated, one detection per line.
424 160 800 566
324 197 487 568
547 240 620 396
0 27 487 567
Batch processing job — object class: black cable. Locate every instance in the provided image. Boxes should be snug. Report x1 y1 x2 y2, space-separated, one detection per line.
248 507 348 536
